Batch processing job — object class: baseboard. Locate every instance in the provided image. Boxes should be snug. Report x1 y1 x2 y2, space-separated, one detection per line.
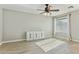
1 39 26 44
0 43 2 45
71 37 79 43
72 39 79 43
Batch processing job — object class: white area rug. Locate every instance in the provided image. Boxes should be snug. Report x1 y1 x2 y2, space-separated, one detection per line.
35 38 65 52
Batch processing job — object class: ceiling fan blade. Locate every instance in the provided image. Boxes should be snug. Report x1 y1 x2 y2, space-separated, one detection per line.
40 12 46 14
50 9 59 11
37 9 44 11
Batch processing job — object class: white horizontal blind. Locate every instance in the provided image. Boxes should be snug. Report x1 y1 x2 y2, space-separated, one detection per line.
54 15 70 40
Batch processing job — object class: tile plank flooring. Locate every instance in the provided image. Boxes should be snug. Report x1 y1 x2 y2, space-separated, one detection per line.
0 40 79 54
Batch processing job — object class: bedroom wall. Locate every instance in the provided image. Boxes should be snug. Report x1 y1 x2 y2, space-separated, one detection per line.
2 9 53 42
1 8 79 43
0 8 3 44
70 10 79 42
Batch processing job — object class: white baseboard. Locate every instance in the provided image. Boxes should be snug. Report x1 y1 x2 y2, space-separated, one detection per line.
72 39 79 43
1 39 26 45
0 43 2 45
71 37 79 43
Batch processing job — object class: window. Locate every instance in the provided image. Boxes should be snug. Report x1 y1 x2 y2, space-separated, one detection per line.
54 15 69 39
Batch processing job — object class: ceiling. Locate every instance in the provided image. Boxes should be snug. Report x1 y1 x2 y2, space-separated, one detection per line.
0 4 79 16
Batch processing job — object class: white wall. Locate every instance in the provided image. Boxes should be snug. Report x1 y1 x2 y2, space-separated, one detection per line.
71 10 79 42
3 9 53 42
0 8 3 43
1 8 79 42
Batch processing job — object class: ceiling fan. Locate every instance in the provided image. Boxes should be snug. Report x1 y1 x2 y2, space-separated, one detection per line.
37 4 60 15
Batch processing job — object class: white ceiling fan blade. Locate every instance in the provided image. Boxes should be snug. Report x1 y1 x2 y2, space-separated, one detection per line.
37 9 44 11
40 12 46 14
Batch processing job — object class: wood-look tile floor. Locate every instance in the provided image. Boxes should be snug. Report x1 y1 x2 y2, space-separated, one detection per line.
67 41 79 53
0 40 44 54
0 40 79 54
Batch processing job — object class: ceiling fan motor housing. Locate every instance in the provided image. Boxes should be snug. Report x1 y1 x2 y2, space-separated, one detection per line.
45 4 49 7
45 7 49 12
